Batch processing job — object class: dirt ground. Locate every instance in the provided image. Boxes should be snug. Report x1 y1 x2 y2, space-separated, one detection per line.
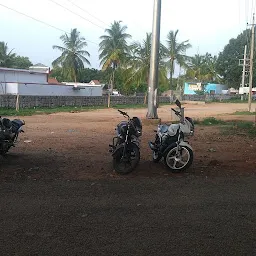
1 102 255 181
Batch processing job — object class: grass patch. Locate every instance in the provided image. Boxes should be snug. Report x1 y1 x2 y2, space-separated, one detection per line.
232 111 256 115
112 104 147 109
0 106 106 116
194 117 227 126
222 121 256 137
112 103 170 109
0 103 171 116
208 98 248 103
195 117 256 137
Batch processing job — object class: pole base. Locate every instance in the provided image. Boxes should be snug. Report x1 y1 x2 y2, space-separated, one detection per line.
143 118 161 125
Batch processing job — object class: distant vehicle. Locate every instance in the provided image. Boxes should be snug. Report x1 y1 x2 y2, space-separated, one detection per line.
252 94 256 100
111 90 122 96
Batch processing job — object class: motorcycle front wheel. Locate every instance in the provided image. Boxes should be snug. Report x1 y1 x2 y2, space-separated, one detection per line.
164 145 193 173
113 144 140 175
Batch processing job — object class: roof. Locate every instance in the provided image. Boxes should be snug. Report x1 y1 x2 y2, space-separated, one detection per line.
89 80 101 85
0 67 49 74
48 77 62 85
63 82 102 87
31 63 48 67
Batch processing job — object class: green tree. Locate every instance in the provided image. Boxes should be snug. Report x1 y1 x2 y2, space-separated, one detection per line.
165 30 191 89
127 33 168 93
186 53 220 83
52 28 90 82
12 56 32 69
0 41 16 68
49 67 68 82
216 29 255 89
99 21 131 88
79 68 102 83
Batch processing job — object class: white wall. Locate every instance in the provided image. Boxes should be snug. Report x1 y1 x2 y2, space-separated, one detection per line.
0 70 47 84
0 82 18 94
14 83 102 96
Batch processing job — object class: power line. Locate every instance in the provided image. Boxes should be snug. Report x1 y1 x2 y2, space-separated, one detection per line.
0 3 98 46
66 0 108 27
48 0 105 30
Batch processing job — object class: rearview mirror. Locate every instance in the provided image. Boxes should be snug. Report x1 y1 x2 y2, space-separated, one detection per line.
175 99 181 109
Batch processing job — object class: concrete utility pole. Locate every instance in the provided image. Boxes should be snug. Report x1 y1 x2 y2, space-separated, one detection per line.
240 45 247 101
248 13 255 112
147 0 161 119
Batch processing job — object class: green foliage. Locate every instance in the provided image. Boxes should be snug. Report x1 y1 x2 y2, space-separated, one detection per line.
185 53 220 83
164 30 191 89
0 41 16 67
194 117 227 125
49 67 68 82
222 121 256 137
79 68 103 83
99 21 131 71
52 28 90 82
216 29 256 89
233 111 256 115
12 56 32 69
0 41 33 69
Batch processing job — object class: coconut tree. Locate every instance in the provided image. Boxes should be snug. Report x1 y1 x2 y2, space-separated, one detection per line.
128 33 167 87
165 30 191 89
99 21 131 89
0 42 16 68
52 28 90 82
186 53 220 82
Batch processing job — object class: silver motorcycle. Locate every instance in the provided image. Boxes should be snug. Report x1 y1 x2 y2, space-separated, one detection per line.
149 99 194 172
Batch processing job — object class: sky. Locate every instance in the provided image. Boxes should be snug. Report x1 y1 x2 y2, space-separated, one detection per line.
0 0 254 74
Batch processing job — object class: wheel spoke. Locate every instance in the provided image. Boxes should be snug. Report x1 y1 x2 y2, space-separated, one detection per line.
172 160 177 168
179 160 186 166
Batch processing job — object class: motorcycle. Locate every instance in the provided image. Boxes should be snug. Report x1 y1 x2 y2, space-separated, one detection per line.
149 99 194 172
0 117 25 155
109 110 142 174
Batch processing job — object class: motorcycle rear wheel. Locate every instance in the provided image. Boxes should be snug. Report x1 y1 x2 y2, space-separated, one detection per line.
113 144 140 175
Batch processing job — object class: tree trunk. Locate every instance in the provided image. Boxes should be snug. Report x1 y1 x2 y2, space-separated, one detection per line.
170 59 174 90
144 92 147 105
108 69 115 108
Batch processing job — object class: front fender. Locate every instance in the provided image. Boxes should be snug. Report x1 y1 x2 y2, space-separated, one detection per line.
179 141 193 151
162 141 193 157
112 142 139 157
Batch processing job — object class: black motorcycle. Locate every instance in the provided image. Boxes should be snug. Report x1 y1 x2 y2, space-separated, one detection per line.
0 117 25 155
109 110 142 174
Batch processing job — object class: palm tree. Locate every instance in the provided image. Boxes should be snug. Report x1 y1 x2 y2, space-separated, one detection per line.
186 53 220 82
186 54 206 81
165 30 191 90
128 33 167 87
0 42 16 68
99 21 131 88
52 28 90 82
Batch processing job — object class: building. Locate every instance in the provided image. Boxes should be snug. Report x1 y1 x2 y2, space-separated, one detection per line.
0 67 103 96
184 82 228 95
0 67 49 84
89 80 101 85
238 86 256 95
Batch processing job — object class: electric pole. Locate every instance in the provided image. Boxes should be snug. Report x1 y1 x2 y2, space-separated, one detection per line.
147 0 161 119
248 13 255 112
239 45 248 101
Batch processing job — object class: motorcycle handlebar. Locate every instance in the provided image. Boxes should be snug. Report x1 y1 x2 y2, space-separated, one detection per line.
118 109 129 118
171 108 180 116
